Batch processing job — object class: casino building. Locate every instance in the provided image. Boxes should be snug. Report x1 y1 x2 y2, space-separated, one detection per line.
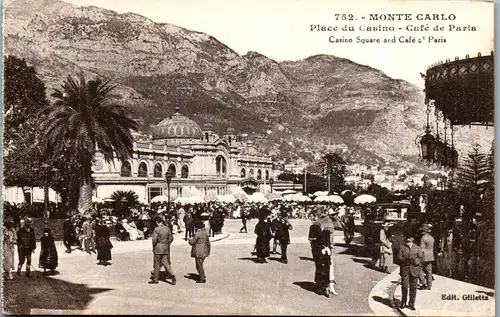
91 107 276 203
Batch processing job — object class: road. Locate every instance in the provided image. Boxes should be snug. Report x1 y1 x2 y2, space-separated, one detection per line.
4 219 387 315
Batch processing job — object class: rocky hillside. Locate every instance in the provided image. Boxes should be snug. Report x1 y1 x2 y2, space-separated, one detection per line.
4 0 494 167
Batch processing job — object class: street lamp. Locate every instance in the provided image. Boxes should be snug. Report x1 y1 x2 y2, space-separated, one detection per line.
165 171 173 211
269 178 274 193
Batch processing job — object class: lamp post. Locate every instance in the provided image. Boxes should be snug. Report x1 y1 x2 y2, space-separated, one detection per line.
270 178 274 193
165 171 173 211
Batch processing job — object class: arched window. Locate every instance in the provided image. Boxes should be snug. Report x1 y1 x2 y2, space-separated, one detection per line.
120 161 132 177
257 169 262 180
215 155 227 178
240 168 246 178
154 163 163 178
181 165 189 178
167 164 177 178
138 162 148 177
265 170 270 180
249 169 254 178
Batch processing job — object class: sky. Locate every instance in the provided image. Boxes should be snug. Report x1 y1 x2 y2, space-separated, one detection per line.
63 0 493 87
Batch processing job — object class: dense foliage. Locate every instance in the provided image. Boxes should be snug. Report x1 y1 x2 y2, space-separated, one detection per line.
38 75 139 213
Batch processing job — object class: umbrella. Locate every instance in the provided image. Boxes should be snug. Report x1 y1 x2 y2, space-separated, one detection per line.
248 192 268 203
284 193 311 202
187 196 205 204
218 194 236 203
233 193 248 201
92 197 104 204
354 194 377 205
313 191 329 197
199 212 210 220
281 190 297 195
315 195 344 204
151 195 169 203
204 194 219 202
265 192 283 201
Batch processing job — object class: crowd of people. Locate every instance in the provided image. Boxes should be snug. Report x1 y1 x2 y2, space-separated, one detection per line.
3 195 491 313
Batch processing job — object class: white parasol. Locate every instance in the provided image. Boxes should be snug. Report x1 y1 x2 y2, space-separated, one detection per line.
248 192 268 203
315 195 344 204
151 195 169 203
354 194 377 205
313 190 329 197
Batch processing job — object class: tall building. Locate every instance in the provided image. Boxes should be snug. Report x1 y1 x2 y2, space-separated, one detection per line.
92 107 275 203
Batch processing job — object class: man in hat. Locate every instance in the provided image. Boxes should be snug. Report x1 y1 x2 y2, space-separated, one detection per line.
16 218 36 277
419 223 435 290
149 216 176 285
397 235 424 311
188 219 211 283
273 211 293 263
63 216 76 253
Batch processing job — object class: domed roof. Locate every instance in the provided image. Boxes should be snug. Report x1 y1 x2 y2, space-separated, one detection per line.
152 107 203 140
227 127 236 134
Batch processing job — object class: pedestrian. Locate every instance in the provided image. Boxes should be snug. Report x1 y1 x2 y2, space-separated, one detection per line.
275 212 293 264
239 208 248 233
16 218 36 277
271 214 281 254
82 217 93 254
38 228 58 276
308 208 340 297
62 216 76 253
184 211 194 240
397 235 423 311
419 224 435 290
95 217 113 266
188 219 211 283
391 224 406 267
3 218 17 280
149 216 176 285
379 222 393 273
254 209 272 263
438 227 459 278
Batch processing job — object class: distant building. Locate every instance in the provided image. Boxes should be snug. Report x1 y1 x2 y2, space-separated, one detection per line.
92 107 275 203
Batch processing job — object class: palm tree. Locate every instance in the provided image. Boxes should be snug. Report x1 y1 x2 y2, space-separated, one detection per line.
111 190 139 218
38 75 138 213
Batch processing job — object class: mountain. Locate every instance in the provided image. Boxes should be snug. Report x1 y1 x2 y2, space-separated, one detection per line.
3 0 494 168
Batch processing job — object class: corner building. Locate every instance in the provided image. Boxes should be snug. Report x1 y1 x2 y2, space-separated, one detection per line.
92 108 274 203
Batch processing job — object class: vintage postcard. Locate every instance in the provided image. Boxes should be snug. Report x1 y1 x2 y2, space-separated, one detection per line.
2 0 495 315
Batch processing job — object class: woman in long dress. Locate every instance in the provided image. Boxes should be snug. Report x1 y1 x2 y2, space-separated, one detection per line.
95 218 113 266
3 218 17 280
254 213 272 263
121 219 139 241
39 228 58 275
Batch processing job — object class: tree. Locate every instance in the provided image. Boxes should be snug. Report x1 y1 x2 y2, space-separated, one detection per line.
111 190 139 218
456 143 490 220
38 75 139 213
3 56 49 188
319 152 347 193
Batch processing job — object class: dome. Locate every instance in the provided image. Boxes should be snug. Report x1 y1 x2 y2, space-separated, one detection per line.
227 127 236 134
152 107 203 140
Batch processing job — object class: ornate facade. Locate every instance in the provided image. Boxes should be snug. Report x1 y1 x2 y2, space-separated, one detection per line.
92 108 275 203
